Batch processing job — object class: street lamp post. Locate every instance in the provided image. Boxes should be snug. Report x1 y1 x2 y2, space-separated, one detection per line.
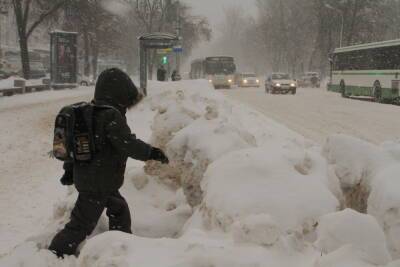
339 12 344 48
326 4 344 47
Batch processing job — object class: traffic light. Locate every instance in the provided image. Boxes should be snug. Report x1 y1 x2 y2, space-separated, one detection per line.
162 56 168 65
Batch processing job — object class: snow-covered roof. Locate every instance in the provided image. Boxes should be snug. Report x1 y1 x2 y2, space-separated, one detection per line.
138 32 178 41
334 39 400 54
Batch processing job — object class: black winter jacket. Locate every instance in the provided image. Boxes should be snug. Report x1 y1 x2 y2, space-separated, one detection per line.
157 68 166 81
64 69 152 193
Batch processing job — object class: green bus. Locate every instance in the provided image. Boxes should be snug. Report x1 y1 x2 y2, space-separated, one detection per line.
328 39 400 103
190 56 236 89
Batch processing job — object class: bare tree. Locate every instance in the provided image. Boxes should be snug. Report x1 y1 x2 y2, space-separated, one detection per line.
62 0 126 78
129 0 210 78
133 0 169 79
11 0 66 79
216 0 395 78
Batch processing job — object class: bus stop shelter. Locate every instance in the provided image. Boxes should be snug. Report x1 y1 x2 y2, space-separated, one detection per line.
139 33 179 96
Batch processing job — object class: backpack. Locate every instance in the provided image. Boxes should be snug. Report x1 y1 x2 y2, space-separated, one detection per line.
53 102 105 162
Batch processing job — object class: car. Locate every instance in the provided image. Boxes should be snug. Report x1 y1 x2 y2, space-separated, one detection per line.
171 71 182 81
0 59 18 77
236 73 260 87
0 61 11 80
15 61 47 79
265 73 296 94
298 72 320 88
209 74 234 89
78 74 95 86
29 61 47 79
0 70 10 80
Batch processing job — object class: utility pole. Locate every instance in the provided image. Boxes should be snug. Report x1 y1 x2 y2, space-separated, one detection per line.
175 0 182 73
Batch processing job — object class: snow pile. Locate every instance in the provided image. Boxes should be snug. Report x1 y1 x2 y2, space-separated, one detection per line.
315 246 378 267
0 242 76 267
323 134 392 212
232 214 281 246
368 164 400 258
145 84 257 207
0 76 47 90
76 230 319 267
315 209 391 265
167 116 256 207
323 134 400 258
2 80 400 266
198 146 339 235
124 173 192 239
0 189 80 267
144 92 201 189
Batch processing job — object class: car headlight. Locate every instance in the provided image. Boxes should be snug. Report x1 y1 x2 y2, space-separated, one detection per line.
243 79 248 83
275 83 281 87
290 83 296 87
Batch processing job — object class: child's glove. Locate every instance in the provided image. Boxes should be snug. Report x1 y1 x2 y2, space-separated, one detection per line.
60 170 74 186
149 147 169 164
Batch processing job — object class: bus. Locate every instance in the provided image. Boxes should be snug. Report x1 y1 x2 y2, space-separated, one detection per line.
328 39 400 102
190 56 236 89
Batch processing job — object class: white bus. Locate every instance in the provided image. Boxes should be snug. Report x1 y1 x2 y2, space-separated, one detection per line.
328 39 400 103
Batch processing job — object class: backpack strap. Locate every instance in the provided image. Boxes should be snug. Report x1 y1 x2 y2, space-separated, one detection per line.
92 104 121 115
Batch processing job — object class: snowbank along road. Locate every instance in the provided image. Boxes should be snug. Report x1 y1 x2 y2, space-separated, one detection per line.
223 87 400 144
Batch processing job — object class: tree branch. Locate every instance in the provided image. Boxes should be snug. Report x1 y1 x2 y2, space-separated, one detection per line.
26 0 66 38
22 0 32 30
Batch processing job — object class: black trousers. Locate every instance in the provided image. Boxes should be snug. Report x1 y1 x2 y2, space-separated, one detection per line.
49 191 132 257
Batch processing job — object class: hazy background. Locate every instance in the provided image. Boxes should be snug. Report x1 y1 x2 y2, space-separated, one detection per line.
182 0 257 29
181 0 257 61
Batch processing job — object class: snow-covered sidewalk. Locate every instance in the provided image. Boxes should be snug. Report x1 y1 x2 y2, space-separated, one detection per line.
0 86 93 255
0 80 400 266
0 76 47 90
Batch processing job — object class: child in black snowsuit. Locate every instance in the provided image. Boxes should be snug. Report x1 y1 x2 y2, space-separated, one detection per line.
49 68 169 257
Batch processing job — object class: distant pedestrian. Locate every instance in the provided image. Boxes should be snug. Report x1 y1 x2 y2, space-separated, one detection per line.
171 70 181 81
157 65 167 81
48 68 169 258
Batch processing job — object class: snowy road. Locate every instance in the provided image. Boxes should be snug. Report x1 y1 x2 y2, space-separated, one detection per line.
223 87 400 144
0 88 93 254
